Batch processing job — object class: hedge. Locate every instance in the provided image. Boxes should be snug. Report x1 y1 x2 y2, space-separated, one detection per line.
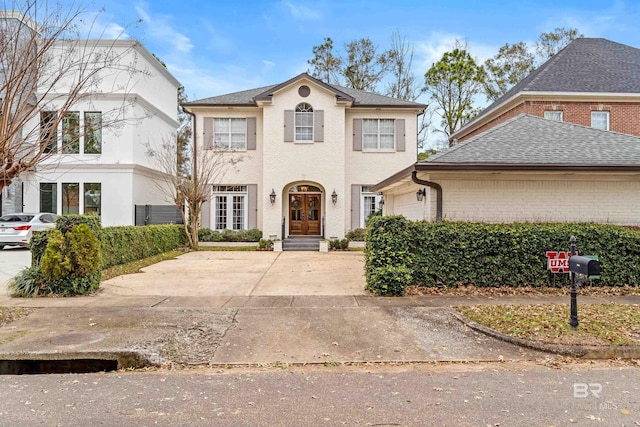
100 224 187 269
365 216 640 295
198 228 262 243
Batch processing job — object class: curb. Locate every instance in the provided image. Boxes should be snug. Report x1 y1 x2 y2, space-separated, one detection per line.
0 351 156 372
451 311 640 359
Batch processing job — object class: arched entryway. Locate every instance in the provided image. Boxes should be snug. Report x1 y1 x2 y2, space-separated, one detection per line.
287 184 323 236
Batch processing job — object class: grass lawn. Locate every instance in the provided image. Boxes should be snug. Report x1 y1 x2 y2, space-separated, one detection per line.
101 250 185 281
456 304 640 346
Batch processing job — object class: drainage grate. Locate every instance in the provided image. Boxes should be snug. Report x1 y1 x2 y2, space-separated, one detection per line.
0 359 118 375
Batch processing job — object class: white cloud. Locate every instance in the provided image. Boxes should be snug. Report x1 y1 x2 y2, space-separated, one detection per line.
280 1 323 21
415 32 497 71
135 3 193 54
74 11 131 40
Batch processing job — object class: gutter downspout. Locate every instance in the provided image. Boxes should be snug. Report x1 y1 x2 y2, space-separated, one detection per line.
411 170 442 223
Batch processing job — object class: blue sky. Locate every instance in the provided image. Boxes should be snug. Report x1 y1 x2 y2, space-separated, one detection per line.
75 0 640 103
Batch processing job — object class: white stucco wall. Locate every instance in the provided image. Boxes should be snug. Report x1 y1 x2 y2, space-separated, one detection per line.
384 172 640 225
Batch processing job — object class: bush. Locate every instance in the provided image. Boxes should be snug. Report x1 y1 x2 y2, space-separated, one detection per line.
8 266 43 297
100 224 187 269
329 238 349 250
42 271 101 296
198 228 262 243
40 229 71 281
366 265 412 296
345 228 366 241
56 214 101 235
258 239 273 250
29 229 54 266
364 218 640 295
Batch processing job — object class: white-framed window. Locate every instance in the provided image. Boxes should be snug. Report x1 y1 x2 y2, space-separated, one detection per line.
363 119 395 150
214 118 247 150
360 186 382 227
591 111 609 130
40 110 103 154
212 185 248 230
544 110 563 121
295 103 313 141
40 182 101 216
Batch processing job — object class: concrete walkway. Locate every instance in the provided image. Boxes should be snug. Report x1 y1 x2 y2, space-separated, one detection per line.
0 251 638 368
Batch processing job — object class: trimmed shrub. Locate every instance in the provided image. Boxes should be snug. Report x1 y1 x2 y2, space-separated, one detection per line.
100 224 187 269
366 265 412 296
40 229 71 281
198 228 262 243
346 228 366 241
29 229 54 266
56 214 101 235
258 239 274 250
329 238 349 250
364 218 640 295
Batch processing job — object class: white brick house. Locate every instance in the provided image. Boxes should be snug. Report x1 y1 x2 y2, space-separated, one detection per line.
16 40 181 226
182 73 426 242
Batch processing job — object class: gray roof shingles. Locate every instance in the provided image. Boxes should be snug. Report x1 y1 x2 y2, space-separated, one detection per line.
183 74 425 108
424 114 640 167
459 38 640 133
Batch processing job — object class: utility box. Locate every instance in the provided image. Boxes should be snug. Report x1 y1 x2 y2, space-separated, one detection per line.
569 255 601 276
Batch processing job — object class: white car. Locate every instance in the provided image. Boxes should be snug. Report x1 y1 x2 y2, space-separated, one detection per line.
0 213 58 249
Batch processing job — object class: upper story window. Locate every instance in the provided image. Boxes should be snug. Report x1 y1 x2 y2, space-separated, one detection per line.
544 111 563 121
214 118 247 150
40 110 103 154
591 111 609 130
363 119 395 150
295 103 313 141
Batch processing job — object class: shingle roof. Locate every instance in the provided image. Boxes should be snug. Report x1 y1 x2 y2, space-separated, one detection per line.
455 38 640 136
422 114 640 168
184 73 426 108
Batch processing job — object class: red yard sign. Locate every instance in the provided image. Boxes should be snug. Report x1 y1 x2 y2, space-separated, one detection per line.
546 251 571 273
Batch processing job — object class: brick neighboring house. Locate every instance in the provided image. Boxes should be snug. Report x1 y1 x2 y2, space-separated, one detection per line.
373 38 640 226
451 38 640 142
182 73 426 247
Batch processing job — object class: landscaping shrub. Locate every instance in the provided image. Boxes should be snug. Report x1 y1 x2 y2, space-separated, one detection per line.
197 228 262 243
56 214 101 235
366 265 412 296
258 239 274 250
345 228 366 241
8 266 43 298
329 238 349 250
29 229 54 266
364 217 640 295
100 224 187 269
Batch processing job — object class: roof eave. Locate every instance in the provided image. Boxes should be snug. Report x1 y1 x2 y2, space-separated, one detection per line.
415 163 640 172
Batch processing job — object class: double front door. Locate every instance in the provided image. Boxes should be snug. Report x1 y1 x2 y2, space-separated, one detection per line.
289 194 321 235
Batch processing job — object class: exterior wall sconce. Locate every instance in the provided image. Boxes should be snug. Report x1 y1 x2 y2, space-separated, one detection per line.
379 196 385 210
416 188 426 202
270 189 276 205
331 189 338 205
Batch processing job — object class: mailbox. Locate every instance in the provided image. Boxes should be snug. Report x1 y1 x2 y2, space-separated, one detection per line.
569 255 601 276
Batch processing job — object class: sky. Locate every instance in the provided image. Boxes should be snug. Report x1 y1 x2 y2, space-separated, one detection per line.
63 0 640 146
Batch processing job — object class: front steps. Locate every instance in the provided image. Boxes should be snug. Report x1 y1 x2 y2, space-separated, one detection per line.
283 236 321 251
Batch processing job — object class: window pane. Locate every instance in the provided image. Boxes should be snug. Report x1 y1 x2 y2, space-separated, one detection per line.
544 111 563 121
231 133 245 149
296 112 313 126
215 196 227 230
296 127 313 140
379 119 395 133
62 183 79 214
39 183 57 214
84 183 101 215
363 119 377 133
215 133 230 149
380 135 394 149
232 195 245 230
214 118 229 132
230 118 245 132
591 111 609 130
62 112 80 154
84 112 102 154
363 134 378 149
40 111 57 153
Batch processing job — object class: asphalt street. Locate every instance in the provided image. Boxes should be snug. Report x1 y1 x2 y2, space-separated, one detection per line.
0 363 638 426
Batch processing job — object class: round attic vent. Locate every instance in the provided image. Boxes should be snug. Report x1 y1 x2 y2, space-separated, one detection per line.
298 85 310 97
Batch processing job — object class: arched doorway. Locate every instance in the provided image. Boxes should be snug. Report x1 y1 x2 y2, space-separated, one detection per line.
288 184 322 235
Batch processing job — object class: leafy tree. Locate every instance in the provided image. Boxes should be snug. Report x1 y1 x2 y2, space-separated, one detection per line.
385 31 422 101
483 42 535 101
307 37 342 85
0 1 143 192
535 27 583 61
424 48 486 142
343 37 389 92
177 87 191 177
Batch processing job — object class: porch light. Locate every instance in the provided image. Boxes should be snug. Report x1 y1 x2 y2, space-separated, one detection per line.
270 189 276 205
331 189 338 205
379 196 385 210
416 188 426 202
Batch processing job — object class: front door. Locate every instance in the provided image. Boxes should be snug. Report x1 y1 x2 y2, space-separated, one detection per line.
289 194 321 235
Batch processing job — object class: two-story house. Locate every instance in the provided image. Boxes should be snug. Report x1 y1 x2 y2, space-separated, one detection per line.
13 38 181 227
374 38 640 225
182 73 426 246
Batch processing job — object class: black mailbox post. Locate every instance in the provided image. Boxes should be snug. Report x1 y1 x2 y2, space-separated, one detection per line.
567 237 600 330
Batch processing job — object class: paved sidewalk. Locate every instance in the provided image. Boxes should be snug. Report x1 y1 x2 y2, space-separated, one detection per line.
0 250 638 369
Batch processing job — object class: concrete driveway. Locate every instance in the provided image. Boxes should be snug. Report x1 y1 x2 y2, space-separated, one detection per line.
101 251 368 296
0 247 31 296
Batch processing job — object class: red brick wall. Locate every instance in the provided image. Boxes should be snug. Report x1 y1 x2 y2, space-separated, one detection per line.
458 100 640 142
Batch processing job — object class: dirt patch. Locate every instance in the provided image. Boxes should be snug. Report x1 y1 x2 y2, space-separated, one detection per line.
0 307 36 327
